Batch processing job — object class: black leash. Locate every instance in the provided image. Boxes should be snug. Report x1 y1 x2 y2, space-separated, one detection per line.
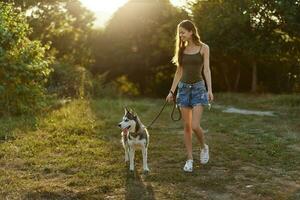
147 94 181 129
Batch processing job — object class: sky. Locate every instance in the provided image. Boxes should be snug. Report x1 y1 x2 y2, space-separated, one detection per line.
79 0 187 28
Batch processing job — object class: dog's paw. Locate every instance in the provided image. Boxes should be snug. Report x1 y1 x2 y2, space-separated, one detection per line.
143 169 150 175
143 167 150 172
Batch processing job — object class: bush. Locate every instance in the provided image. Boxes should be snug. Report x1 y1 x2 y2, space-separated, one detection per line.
0 3 52 115
91 72 121 98
47 62 93 98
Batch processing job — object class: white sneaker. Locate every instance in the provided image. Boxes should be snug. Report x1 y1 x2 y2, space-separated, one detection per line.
183 159 193 172
200 144 209 164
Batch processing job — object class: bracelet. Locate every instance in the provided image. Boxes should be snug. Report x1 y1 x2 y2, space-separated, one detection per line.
169 90 174 95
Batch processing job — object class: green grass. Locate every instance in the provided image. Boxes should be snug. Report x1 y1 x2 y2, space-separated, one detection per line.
0 93 300 199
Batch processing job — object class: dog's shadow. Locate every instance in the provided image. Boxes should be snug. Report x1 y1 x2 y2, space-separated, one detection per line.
125 170 155 200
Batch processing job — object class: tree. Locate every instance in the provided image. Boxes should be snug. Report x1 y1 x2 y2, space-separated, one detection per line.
4 0 96 97
0 2 52 115
5 0 95 67
192 0 296 92
93 0 188 96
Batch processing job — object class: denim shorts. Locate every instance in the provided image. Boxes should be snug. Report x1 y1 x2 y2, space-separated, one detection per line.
176 80 209 108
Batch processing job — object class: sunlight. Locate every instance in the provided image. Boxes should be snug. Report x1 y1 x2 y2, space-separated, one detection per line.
79 0 128 27
79 0 187 27
79 0 128 13
170 0 187 7
80 0 185 12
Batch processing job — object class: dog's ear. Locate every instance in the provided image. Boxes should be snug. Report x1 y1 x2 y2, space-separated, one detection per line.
129 107 134 114
133 111 137 118
131 110 137 119
124 106 130 114
129 108 137 117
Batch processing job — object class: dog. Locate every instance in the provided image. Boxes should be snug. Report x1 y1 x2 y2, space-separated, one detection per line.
118 107 150 172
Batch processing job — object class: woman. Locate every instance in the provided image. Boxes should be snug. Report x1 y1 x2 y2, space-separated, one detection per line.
166 20 214 172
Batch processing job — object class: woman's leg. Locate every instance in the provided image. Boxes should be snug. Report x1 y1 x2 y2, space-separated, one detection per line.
191 105 206 149
181 107 193 160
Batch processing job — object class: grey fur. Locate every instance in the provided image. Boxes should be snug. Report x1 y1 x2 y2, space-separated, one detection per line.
119 108 150 172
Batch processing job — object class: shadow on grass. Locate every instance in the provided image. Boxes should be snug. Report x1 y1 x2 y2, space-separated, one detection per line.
25 190 81 200
0 98 72 142
125 170 155 200
288 189 300 200
0 115 38 141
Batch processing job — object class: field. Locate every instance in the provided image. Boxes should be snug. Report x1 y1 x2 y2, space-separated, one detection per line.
1 94 300 199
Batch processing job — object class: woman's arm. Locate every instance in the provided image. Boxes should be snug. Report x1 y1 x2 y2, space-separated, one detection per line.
202 44 214 101
170 65 182 93
166 65 182 102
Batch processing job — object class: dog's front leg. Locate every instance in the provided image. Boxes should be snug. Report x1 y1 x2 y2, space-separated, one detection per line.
142 146 149 172
124 145 129 162
129 147 135 171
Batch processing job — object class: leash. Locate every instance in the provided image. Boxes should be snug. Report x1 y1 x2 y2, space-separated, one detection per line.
146 92 181 129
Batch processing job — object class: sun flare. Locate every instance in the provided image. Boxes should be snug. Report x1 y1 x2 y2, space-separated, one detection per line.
79 0 128 13
79 0 185 27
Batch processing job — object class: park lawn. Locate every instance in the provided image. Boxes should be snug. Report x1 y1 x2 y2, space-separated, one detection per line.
0 94 300 200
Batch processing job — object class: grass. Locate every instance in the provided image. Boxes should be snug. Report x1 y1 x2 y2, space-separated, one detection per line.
0 93 300 199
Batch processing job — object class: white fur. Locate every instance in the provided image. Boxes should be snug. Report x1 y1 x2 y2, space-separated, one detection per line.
121 132 149 172
119 109 150 172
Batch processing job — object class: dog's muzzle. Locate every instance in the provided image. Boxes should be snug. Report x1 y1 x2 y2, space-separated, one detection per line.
118 123 131 131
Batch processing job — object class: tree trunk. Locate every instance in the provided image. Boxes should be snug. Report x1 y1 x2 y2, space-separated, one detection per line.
234 66 240 92
221 64 232 91
251 61 257 92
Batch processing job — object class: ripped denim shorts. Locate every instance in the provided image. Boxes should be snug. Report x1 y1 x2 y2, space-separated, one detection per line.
176 80 209 108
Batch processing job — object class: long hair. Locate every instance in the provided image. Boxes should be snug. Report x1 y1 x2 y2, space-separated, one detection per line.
172 20 201 67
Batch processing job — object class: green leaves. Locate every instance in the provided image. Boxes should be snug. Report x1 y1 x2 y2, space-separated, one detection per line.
93 0 188 96
192 0 300 92
0 2 52 115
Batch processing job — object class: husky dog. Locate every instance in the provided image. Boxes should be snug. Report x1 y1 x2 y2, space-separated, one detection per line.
118 107 150 172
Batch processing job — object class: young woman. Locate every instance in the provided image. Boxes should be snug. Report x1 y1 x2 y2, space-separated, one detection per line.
166 20 214 172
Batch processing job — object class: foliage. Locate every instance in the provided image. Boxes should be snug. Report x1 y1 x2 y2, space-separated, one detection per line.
114 75 140 97
4 0 96 98
47 62 93 98
4 0 95 65
2 0 299 103
191 0 300 92
91 0 189 96
0 2 52 115
89 0 299 94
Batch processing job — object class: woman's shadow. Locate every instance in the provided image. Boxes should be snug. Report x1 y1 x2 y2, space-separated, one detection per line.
125 169 155 200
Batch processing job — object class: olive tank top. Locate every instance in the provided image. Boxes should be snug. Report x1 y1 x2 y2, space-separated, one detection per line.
180 51 204 84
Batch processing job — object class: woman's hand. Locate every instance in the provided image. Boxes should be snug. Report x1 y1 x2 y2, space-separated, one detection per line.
208 91 214 102
166 92 174 103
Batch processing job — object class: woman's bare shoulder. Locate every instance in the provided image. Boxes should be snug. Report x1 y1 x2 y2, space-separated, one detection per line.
200 42 209 49
200 42 209 54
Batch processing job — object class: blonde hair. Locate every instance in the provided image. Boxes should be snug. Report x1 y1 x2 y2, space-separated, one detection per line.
172 20 201 67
